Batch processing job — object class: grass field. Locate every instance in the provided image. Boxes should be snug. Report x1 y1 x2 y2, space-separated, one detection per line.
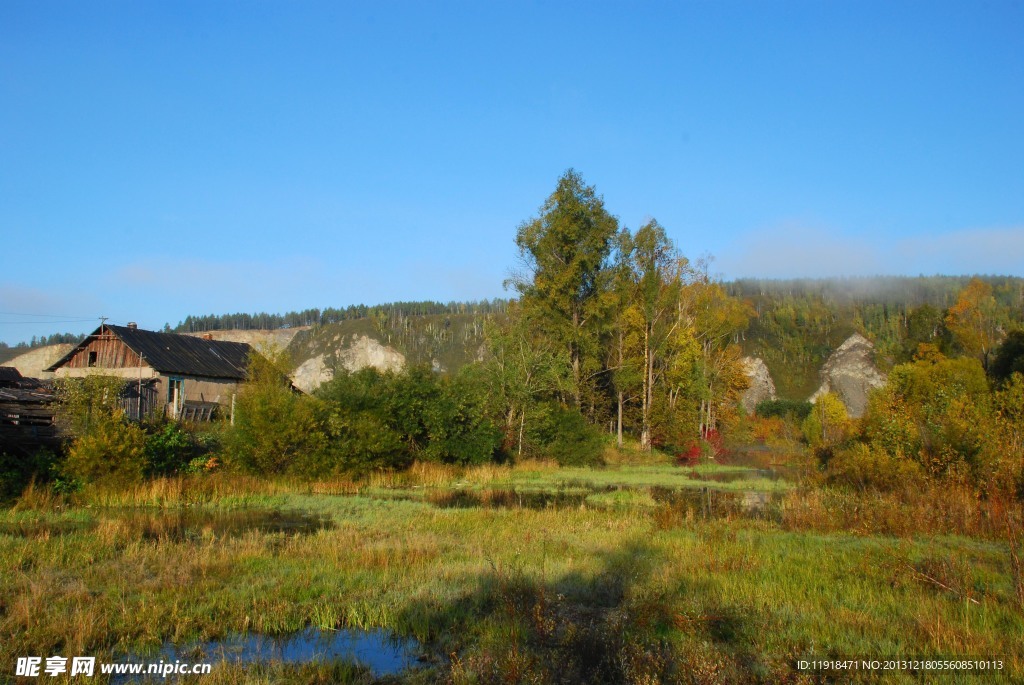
2 461 1022 684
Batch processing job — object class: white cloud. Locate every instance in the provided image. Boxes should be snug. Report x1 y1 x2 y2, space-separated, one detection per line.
716 223 1024 279
714 222 885 279
895 226 1024 276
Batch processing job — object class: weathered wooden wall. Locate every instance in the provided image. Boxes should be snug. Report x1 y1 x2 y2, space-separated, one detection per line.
62 334 143 369
0 387 58 454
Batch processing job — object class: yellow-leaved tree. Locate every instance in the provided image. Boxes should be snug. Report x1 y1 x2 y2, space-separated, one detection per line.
945 277 1007 371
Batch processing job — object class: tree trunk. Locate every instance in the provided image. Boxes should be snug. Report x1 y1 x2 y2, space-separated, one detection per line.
518 409 525 458
571 310 582 407
641 325 651 450
617 391 623 449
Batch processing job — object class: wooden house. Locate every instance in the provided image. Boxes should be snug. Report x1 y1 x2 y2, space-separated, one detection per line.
47 323 254 421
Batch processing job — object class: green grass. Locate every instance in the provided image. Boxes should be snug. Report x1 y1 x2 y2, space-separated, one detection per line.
2 465 1022 684
478 462 794 493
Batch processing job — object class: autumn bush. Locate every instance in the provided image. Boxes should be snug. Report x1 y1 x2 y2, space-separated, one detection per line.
62 414 147 486
801 392 853 451
53 376 148 487
749 416 792 445
861 351 994 481
823 442 927 492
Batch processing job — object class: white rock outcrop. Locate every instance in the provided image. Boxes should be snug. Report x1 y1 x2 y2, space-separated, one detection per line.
292 355 334 394
290 335 406 393
809 333 887 418
185 328 304 348
740 356 777 415
337 335 405 374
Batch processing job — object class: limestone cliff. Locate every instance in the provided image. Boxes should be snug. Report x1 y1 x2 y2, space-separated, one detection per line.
291 335 406 393
809 333 887 418
740 357 777 415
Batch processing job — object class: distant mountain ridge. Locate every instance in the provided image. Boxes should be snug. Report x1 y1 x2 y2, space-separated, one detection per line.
6 277 1022 400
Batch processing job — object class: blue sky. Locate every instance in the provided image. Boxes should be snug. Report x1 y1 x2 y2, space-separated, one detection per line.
2 1 1022 345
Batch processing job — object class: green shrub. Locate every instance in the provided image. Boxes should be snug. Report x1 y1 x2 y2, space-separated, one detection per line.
420 371 503 465
755 399 812 420
316 365 503 471
53 375 147 486
322 410 408 474
524 402 605 466
0 449 59 502
224 347 329 475
53 375 128 435
143 421 199 476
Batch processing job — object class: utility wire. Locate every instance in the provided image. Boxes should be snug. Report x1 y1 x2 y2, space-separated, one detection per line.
0 311 96 318
0 319 97 325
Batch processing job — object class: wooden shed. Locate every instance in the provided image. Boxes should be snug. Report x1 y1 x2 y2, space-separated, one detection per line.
47 323 254 421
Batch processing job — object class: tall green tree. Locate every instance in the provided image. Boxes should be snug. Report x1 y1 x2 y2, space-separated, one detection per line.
480 307 570 457
606 229 643 448
509 169 619 409
622 220 685 450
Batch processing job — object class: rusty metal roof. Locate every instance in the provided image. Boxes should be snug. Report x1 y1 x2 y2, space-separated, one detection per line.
47 325 253 380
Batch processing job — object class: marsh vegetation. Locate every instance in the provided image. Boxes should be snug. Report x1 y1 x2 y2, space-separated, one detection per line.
2 457 1023 684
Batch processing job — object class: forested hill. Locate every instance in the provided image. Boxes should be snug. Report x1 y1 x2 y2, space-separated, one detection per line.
171 300 509 334
173 300 510 375
174 275 1024 399
286 310 500 374
730 275 1024 398
5 277 1022 399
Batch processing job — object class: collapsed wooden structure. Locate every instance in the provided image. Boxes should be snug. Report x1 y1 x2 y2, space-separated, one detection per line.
0 367 58 455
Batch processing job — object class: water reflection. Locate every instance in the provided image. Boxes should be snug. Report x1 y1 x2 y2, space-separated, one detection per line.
115 628 420 682
126 509 334 541
0 509 334 541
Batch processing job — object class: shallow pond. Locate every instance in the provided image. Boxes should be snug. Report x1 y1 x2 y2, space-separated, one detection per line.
419 484 782 520
122 509 334 542
114 627 420 682
688 468 782 483
0 509 333 541
0 518 94 538
428 488 590 510
650 485 781 519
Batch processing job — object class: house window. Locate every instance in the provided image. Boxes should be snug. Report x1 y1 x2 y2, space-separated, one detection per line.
167 377 184 405
87 351 97 367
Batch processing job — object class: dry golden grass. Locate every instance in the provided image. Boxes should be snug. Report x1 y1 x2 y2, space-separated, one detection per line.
780 483 1024 539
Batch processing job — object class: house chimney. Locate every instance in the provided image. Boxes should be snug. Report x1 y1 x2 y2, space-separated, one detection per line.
127 322 138 330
